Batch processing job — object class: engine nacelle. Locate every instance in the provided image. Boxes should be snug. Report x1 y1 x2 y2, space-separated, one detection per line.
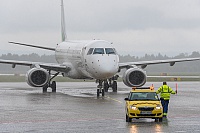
26 68 49 87
122 68 147 87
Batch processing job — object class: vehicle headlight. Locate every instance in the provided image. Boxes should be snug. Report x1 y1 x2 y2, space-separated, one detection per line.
156 105 162 110
130 105 137 110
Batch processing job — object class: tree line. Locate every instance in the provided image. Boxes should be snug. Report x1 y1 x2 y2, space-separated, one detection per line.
0 52 199 75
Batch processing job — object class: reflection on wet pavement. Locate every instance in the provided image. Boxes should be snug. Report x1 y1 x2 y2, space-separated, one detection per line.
0 82 199 132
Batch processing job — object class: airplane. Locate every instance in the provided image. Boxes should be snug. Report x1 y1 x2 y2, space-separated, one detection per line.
0 0 200 97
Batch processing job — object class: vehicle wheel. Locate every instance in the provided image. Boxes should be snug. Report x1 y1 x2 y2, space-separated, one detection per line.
126 114 128 122
43 84 48 93
126 114 132 122
51 81 56 92
159 118 163 122
112 81 117 92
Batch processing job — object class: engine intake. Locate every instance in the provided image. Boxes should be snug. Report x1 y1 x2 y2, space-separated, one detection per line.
123 68 146 87
26 68 49 87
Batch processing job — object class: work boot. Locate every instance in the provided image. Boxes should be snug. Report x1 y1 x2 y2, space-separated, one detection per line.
163 113 167 118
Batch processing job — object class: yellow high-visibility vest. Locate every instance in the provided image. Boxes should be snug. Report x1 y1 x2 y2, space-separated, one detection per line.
156 85 176 100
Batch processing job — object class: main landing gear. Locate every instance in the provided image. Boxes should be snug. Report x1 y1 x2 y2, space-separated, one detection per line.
42 71 59 93
96 75 119 97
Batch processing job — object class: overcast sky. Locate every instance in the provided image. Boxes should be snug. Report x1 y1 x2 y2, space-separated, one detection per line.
0 0 200 56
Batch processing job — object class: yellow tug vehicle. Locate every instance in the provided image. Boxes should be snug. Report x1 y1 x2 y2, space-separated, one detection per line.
125 86 163 122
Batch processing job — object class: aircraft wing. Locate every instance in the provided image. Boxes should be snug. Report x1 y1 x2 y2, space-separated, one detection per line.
0 59 71 73
9 42 56 51
148 76 200 78
119 57 200 69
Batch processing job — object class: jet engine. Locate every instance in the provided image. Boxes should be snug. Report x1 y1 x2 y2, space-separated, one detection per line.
122 67 147 87
26 68 49 87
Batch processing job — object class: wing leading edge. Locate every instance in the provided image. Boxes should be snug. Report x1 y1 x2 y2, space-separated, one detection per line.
0 59 71 73
9 42 56 51
119 57 200 69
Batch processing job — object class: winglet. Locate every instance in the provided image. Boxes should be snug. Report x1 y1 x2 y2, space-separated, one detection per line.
61 0 67 42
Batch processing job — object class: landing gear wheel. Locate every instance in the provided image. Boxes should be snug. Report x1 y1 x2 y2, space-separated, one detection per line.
43 71 59 93
102 89 105 96
104 82 109 92
112 81 117 92
51 81 56 92
43 84 48 93
97 89 100 97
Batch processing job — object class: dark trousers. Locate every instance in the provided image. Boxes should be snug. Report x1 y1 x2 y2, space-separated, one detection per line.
161 99 169 116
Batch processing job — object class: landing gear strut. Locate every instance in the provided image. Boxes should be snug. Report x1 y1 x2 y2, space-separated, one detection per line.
42 71 59 93
108 75 119 92
97 80 105 97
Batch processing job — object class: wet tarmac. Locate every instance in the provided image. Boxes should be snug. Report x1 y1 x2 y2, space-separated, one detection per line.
0 81 200 133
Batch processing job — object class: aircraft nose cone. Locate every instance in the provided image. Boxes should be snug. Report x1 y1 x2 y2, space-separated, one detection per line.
100 65 117 74
94 62 118 79
86 54 119 79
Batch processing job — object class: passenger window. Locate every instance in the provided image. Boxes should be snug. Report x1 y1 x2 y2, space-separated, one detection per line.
93 48 104 54
87 48 94 55
105 48 116 54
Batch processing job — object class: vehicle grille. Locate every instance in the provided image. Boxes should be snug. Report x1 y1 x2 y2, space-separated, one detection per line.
138 107 154 111
137 114 156 117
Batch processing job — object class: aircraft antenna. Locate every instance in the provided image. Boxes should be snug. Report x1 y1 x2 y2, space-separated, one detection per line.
61 0 67 41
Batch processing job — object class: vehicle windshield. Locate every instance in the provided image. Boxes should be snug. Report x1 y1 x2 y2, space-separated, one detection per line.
129 92 159 101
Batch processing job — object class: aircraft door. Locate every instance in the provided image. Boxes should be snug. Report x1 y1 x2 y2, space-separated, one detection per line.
81 47 87 70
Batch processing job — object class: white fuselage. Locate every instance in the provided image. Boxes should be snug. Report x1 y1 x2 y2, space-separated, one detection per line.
55 40 119 80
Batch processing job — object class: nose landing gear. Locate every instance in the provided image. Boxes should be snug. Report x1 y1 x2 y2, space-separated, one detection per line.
96 75 119 97
97 80 105 97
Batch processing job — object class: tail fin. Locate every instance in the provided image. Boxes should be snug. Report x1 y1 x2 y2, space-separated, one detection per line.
61 0 67 41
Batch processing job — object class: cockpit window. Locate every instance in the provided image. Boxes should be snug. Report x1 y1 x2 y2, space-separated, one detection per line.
87 48 117 55
93 48 104 54
105 48 116 54
113 48 117 54
87 48 94 55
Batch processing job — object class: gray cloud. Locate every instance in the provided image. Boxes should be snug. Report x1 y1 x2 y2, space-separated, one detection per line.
1 0 200 33
0 0 200 56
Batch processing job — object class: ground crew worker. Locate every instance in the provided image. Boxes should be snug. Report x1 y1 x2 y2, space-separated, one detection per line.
156 82 176 118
